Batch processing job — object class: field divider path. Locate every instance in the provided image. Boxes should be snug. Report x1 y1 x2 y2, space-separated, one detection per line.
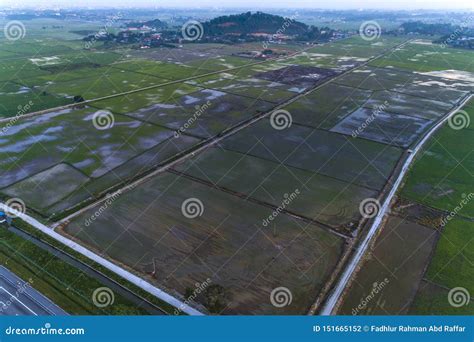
54 39 413 227
0 46 316 125
168 169 350 239
319 92 474 315
6 39 411 315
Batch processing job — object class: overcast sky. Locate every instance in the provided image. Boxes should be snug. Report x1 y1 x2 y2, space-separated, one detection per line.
1 0 473 10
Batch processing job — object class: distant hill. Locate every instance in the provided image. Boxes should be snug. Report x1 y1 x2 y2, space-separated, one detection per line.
203 11 308 36
125 19 167 29
400 21 458 36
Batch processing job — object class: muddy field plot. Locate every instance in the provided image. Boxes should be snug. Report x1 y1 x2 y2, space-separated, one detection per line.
0 108 199 215
187 56 257 72
90 83 201 114
254 65 339 89
110 88 274 139
173 147 376 231
111 60 213 81
187 72 299 104
220 120 403 191
338 216 438 315
331 107 433 148
284 83 372 129
363 90 453 120
62 171 345 315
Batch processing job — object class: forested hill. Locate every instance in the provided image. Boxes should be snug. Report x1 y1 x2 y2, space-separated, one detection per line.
203 11 308 36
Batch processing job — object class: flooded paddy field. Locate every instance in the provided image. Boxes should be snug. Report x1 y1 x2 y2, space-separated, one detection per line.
0 107 199 216
110 59 214 80
331 107 434 148
62 171 346 314
254 65 339 88
369 40 474 73
172 146 376 231
219 119 403 191
284 83 372 129
338 216 438 315
94 86 274 139
187 72 298 104
90 83 201 114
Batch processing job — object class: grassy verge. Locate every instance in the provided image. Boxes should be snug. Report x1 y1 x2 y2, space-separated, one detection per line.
0 224 147 315
12 218 179 315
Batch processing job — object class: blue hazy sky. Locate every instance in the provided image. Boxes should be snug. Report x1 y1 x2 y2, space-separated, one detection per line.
2 0 473 10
